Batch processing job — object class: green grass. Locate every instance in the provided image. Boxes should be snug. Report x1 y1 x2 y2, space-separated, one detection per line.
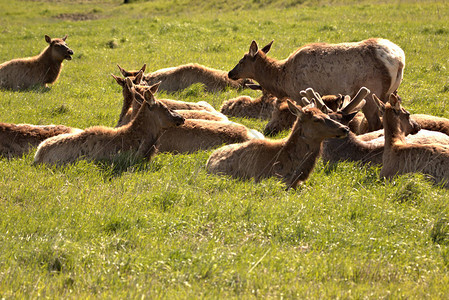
1 0 449 298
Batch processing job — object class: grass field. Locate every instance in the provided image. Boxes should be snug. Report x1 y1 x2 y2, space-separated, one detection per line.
1 0 449 298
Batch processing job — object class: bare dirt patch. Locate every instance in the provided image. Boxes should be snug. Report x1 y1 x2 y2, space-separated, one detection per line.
54 12 99 21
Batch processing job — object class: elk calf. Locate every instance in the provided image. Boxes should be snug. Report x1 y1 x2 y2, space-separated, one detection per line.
34 80 184 165
0 35 73 90
206 101 349 189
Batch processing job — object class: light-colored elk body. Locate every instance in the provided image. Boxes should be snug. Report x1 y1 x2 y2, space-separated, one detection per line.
117 63 251 93
34 82 185 165
115 79 263 154
0 123 81 158
410 114 449 136
157 119 262 154
174 110 228 122
0 35 73 90
228 38 405 131
376 95 449 187
206 101 349 189
220 89 277 120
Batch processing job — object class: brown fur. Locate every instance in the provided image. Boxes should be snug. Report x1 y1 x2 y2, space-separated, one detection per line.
228 39 405 131
157 119 262 154
410 114 449 136
115 81 264 154
264 89 366 136
113 74 219 127
0 123 81 158
118 63 252 93
34 81 185 165
220 89 277 119
0 35 73 90
174 110 228 121
376 94 449 187
206 102 349 189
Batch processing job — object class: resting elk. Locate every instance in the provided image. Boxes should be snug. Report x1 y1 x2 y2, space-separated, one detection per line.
372 94 449 187
206 100 349 189
0 35 73 90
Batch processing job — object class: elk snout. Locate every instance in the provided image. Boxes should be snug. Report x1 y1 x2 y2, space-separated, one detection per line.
410 120 421 135
335 126 350 139
228 69 238 80
173 114 185 126
65 48 74 60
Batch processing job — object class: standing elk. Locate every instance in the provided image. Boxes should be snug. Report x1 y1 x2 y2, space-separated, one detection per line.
228 38 405 131
206 101 349 189
0 35 73 90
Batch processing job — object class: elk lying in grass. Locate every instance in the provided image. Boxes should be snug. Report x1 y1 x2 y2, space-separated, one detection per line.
228 38 405 131
117 63 252 93
373 94 449 187
264 87 368 135
322 96 449 166
0 123 81 158
206 101 349 189
116 78 264 154
410 114 449 136
220 86 278 120
0 35 73 90
34 80 185 165
112 73 226 127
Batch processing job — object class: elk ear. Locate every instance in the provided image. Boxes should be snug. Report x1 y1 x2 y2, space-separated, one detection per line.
389 93 401 110
148 81 161 94
125 77 134 88
140 64 146 73
261 40 273 54
134 70 144 84
249 40 258 57
111 74 125 87
117 64 127 76
143 90 156 106
372 94 385 113
287 100 303 117
45 35 52 44
62 35 68 41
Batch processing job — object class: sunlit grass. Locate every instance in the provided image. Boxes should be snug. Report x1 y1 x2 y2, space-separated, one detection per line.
0 0 449 298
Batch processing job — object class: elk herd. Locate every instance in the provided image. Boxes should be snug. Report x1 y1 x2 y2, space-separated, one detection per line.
1 35 449 188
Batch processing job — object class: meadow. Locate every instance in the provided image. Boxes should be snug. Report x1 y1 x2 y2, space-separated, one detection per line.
0 0 449 298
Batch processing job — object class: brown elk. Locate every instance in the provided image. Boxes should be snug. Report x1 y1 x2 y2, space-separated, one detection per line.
34 79 185 165
0 123 81 158
0 35 73 90
115 78 264 154
373 94 449 187
228 39 405 131
264 87 368 135
112 73 226 127
206 101 349 189
117 63 252 93
220 86 278 120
